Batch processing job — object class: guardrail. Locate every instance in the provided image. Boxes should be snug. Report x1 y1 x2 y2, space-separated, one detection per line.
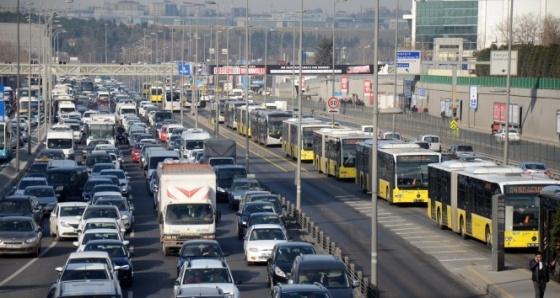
279 195 377 298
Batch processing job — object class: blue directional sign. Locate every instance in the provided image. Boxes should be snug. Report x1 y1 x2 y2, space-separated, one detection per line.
396 51 421 75
333 91 343 97
177 62 191 76
0 85 5 122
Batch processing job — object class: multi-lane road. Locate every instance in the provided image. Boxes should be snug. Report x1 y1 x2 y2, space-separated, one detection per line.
0 104 537 298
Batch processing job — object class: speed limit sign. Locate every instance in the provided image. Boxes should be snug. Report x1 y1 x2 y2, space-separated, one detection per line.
327 97 340 114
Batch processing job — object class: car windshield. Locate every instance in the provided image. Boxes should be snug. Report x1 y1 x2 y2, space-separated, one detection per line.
60 269 109 281
248 214 281 226
24 187 54 197
29 163 48 173
83 208 118 219
251 196 281 210
180 243 223 258
244 204 275 215
232 181 260 191
101 171 125 179
457 146 473 152
60 206 86 217
85 181 111 192
299 269 350 289
96 200 127 211
166 204 213 224
181 268 232 284
37 151 64 160
18 179 46 189
86 156 112 166
84 222 118 232
47 172 71 184
0 219 33 232
524 163 546 170
47 139 73 149
275 246 316 263
82 232 120 243
84 243 127 257
0 201 30 213
93 164 115 173
249 228 285 240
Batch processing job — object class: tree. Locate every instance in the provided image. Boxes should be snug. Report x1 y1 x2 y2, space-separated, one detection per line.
314 37 332 65
494 13 541 45
541 14 560 46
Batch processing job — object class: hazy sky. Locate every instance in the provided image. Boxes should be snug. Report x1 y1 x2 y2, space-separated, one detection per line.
2 0 413 14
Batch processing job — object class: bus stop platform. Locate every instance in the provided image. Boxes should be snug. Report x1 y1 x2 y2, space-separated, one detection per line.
460 264 560 298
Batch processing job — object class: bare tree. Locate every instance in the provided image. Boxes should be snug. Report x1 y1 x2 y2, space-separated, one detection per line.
514 13 541 44
541 14 560 45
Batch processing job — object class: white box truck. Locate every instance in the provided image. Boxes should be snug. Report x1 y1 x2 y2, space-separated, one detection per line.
156 162 221 256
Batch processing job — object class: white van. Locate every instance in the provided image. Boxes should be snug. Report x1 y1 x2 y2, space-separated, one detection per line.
180 128 210 159
418 134 442 152
46 130 75 159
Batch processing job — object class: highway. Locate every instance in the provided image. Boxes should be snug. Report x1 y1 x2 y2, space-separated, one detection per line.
0 103 540 298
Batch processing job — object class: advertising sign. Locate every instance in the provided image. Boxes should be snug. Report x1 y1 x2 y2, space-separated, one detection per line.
211 65 266 75
341 76 348 93
301 76 306 91
267 64 373 75
493 102 519 125
469 86 478 109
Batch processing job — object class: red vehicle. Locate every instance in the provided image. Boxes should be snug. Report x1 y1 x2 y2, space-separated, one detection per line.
159 124 170 142
96 96 110 110
131 143 144 163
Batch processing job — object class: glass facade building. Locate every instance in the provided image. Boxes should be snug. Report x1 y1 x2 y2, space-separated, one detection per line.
415 0 478 50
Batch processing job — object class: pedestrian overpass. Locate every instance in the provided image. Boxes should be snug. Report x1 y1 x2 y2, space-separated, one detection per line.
0 63 173 76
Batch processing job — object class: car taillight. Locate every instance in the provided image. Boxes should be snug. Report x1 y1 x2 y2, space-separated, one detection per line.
545 171 551 176
524 170 531 175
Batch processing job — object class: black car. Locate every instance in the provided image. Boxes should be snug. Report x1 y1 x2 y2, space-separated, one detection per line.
46 166 89 202
83 239 134 286
175 240 228 277
26 162 48 178
267 242 317 287
269 283 333 298
0 195 44 226
236 201 276 239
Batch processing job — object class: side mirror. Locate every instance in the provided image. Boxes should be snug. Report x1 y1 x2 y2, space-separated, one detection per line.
123 240 130 246
174 279 180 286
130 205 135 211
122 215 129 220
235 279 243 285
352 279 360 288
37 227 43 232
72 241 79 247
235 211 241 217
55 266 63 272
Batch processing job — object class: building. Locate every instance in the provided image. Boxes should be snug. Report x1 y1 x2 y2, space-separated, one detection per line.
409 0 560 51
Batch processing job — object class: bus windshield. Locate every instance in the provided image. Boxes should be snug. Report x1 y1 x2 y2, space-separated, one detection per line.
47 138 73 149
151 88 163 95
88 124 114 139
185 140 204 150
267 119 283 138
396 155 440 188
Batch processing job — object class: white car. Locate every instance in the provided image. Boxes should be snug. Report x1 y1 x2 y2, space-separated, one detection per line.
495 128 521 143
73 228 128 252
49 202 89 240
78 218 126 238
243 224 288 265
99 169 130 196
174 259 241 298
77 205 127 234
57 251 126 280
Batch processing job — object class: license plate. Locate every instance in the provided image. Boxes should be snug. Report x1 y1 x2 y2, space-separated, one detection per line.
5 245 20 249
261 253 270 258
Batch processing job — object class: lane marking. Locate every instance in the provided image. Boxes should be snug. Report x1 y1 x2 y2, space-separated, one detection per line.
440 257 487 262
465 266 514 298
0 240 58 287
389 227 421 231
429 250 469 254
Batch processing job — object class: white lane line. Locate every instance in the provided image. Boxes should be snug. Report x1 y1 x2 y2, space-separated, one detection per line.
439 257 487 262
395 231 432 235
389 226 419 231
0 240 58 287
401 235 441 239
430 250 469 254
414 244 463 249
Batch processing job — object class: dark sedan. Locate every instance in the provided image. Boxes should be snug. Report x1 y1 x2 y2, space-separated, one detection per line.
267 242 316 287
0 195 44 226
235 201 276 239
175 239 228 277
83 239 134 285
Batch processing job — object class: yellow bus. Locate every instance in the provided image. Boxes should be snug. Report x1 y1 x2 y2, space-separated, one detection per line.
324 132 371 179
282 118 330 161
150 86 164 102
428 165 560 248
355 141 441 203
235 104 263 137
142 82 151 97
313 128 348 172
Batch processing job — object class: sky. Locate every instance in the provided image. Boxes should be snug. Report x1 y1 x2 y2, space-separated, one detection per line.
1 0 413 14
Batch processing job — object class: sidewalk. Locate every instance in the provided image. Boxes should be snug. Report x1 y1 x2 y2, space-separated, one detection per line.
460 265 560 298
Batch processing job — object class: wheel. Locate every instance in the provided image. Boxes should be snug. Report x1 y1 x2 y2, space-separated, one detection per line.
460 217 467 239
33 245 41 257
437 209 444 230
162 247 170 256
387 187 394 204
485 226 492 246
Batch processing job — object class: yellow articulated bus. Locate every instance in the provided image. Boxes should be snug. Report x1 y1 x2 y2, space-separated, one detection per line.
250 110 293 146
313 128 349 172
142 82 151 97
236 104 263 137
428 165 560 248
282 118 331 161
355 141 441 203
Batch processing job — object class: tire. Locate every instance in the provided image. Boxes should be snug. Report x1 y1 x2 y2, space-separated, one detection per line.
485 226 492 246
33 245 41 258
162 247 170 257
460 218 467 239
387 187 393 205
437 209 444 230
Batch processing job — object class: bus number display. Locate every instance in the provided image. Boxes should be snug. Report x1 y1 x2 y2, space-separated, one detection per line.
505 185 545 194
397 155 439 163
343 139 364 145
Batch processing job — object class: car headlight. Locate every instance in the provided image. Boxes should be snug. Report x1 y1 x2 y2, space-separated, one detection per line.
60 221 71 227
217 187 225 192
274 266 286 278
248 247 259 252
234 195 241 200
26 236 39 243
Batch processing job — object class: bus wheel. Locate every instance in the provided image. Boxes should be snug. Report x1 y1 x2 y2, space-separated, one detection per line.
460 217 467 239
485 226 492 246
437 209 444 230
387 187 393 204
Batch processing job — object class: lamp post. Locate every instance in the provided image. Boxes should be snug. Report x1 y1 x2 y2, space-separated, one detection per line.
205 0 219 137
104 23 108 63
226 27 234 96
371 0 380 289
245 0 250 172
296 0 303 209
27 1 33 155
362 45 370 64
263 27 271 105
392 0 399 136
504 0 513 165
180 21 185 124
16 0 21 171
332 0 348 123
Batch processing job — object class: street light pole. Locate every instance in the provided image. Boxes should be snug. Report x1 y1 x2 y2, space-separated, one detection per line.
27 1 33 155
392 0 399 135
180 21 184 124
362 45 370 64
205 0 219 137
371 0 380 289
504 0 513 165
264 27 270 105
332 0 348 123
16 0 21 171
296 0 303 209
245 0 250 172
104 23 108 63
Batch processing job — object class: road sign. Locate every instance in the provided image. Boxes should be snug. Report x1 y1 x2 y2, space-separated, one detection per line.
490 50 518 76
396 51 421 75
333 91 343 97
177 62 191 75
327 96 340 114
449 119 458 130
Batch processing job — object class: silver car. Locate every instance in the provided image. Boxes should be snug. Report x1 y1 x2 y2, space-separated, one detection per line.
23 186 58 214
0 216 42 257
93 198 135 232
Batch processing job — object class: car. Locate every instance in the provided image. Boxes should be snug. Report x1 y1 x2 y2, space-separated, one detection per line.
175 286 230 298
79 218 125 238
0 216 43 257
130 143 145 163
49 202 89 240
228 178 262 210
270 283 333 298
266 241 317 287
84 152 113 174
148 170 158 196
495 128 521 143
174 259 241 298
59 251 122 281
13 177 48 195
238 190 271 211
82 178 114 201
93 197 134 232
77 205 127 233
243 193 285 223
214 165 248 203
418 134 442 152
288 254 359 298
83 239 134 285
47 279 123 298
243 224 289 265
176 240 229 277
36 148 65 161
23 185 58 214
246 212 285 233
0 195 44 226
82 139 111 159
55 262 115 282
99 169 130 197
90 163 116 177
236 201 278 239
91 185 122 201
518 162 551 177
448 144 475 159
413 141 431 150
26 162 48 178
73 228 128 252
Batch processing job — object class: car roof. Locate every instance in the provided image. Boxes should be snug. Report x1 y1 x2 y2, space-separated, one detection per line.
82 228 121 234
295 254 346 269
275 283 330 293
57 202 89 207
187 259 228 269
248 224 284 230
84 239 126 246
20 177 47 181
68 251 110 259
0 216 34 221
